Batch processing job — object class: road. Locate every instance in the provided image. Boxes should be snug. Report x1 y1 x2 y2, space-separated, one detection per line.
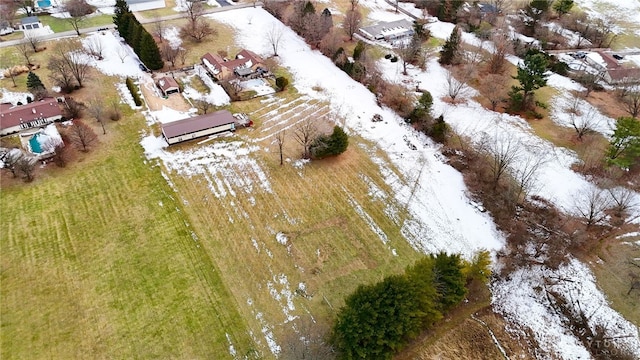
0 2 259 48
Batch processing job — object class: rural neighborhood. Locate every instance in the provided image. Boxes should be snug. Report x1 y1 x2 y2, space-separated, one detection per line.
1 0 640 359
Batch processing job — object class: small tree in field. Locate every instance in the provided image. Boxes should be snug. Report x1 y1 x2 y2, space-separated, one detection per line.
63 0 95 36
439 26 461 66
310 126 348 159
276 76 289 91
26 71 45 94
342 9 361 41
294 118 318 159
275 130 286 166
15 155 37 182
607 116 640 168
67 119 98 152
510 53 548 111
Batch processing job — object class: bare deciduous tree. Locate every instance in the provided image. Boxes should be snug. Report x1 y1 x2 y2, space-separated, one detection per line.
63 0 94 36
512 147 547 202
0 148 24 177
573 186 612 227
15 154 37 182
487 30 512 74
178 47 189 65
481 73 508 111
116 46 129 63
279 316 334 360
194 99 212 115
265 24 284 57
349 0 359 11
84 36 104 59
162 43 179 68
294 118 319 159
445 66 472 103
275 129 285 166
342 9 361 41
24 31 41 52
621 88 640 118
606 186 639 220
480 131 522 189
48 55 76 92
151 12 165 42
181 18 217 43
0 52 20 87
396 38 420 75
570 109 598 141
67 119 98 152
16 40 33 66
86 96 106 134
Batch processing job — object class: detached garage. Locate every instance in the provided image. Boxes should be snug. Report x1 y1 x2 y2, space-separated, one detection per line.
162 110 235 145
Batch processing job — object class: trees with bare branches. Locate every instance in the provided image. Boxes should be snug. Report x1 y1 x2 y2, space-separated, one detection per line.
63 0 94 35
294 118 319 159
15 154 37 182
181 18 216 42
194 99 212 115
48 41 92 90
84 36 104 59
16 40 33 66
23 31 41 52
116 46 129 63
481 73 508 111
621 87 640 118
265 24 284 57
445 66 472 103
0 148 23 178
275 130 285 166
573 186 612 227
86 97 106 134
343 9 361 41
67 119 98 152
487 30 512 74
480 132 522 190
161 42 179 68
570 109 598 141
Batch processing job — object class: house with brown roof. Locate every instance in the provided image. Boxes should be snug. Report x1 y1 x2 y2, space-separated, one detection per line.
201 49 265 81
157 76 180 96
593 51 640 85
0 98 63 136
162 110 236 145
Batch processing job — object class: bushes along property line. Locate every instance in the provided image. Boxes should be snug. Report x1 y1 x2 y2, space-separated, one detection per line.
125 77 142 106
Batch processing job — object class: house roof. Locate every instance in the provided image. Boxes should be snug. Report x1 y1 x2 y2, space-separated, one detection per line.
201 49 264 74
157 76 179 92
0 98 62 131
360 19 414 39
595 51 620 70
608 68 640 82
162 110 235 139
20 16 40 25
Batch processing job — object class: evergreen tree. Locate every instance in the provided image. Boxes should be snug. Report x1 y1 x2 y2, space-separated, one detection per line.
113 0 131 33
275 76 289 91
118 12 135 43
607 117 640 168
553 0 574 18
302 1 315 15
26 71 45 92
139 31 164 70
438 26 461 65
311 126 349 158
405 257 443 326
432 252 467 311
510 52 548 110
332 275 426 360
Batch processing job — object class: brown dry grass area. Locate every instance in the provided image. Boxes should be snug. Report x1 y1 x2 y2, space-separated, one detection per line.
586 90 629 120
396 306 537 360
138 75 191 111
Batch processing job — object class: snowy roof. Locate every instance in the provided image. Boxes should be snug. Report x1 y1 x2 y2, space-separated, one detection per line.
0 98 62 130
161 110 235 139
360 19 414 39
201 49 263 74
20 16 40 25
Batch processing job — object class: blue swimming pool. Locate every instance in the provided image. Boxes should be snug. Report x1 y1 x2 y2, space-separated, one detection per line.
37 0 51 8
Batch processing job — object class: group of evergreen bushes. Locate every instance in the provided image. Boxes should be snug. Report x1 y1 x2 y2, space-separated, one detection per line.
125 77 142 106
113 0 163 70
332 251 490 359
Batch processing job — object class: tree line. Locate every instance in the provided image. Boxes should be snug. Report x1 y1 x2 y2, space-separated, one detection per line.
112 0 163 70
331 251 491 360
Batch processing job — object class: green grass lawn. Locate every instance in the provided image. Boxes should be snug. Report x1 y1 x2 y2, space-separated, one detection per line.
0 114 253 359
37 14 113 33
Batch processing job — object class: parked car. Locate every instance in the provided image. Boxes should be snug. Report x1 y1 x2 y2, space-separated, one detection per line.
613 54 624 60
138 63 150 73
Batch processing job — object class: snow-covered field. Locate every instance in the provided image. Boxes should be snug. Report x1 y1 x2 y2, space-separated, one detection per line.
132 3 640 358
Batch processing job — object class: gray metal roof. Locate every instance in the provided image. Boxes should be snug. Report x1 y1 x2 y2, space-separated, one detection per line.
162 110 235 139
20 16 40 25
359 19 414 38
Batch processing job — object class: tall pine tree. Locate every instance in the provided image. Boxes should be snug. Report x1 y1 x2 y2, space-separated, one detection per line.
438 26 461 65
113 0 131 34
26 71 45 92
139 32 164 70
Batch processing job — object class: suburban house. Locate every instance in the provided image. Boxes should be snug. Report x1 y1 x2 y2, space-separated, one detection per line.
0 98 63 137
583 51 640 84
358 19 415 42
201 49 266 81
157 76 180 96
19 16 42 31
162 110 236 145
126 0 166 12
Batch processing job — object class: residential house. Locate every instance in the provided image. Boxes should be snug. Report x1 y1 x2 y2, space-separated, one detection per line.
201 49 265 81
358 19 415 42
157 76 180 96
0 98 63 136
162 110 236 145
19 16 42 31
586 51 640 85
